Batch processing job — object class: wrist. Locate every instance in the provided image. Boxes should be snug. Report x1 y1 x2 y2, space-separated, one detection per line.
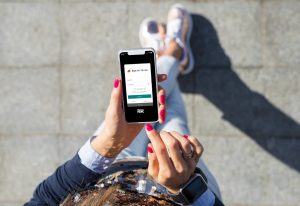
91 135 122 158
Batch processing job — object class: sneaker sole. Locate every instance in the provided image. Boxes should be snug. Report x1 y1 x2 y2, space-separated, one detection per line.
182 11 194 75
172 4 194 75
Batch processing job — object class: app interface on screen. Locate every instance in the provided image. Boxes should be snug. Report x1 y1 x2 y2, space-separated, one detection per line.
124 63 153 107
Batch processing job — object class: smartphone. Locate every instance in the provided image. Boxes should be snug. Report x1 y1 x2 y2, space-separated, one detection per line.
118 48 158 123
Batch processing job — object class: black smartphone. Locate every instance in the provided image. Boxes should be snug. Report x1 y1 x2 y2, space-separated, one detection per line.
118 48 158 123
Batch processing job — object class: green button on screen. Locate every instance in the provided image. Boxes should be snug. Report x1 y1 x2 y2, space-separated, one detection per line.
128 94 152 99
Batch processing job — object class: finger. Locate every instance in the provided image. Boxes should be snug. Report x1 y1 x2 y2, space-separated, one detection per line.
145 124 173 171
158 85 166 105
147 143 159 178
157 74 167 82
158 104 166 124
160 131 188 174
170 131 193 157
158 86 166 123
109 78 123 113
185 135 204 164
170 132 194 169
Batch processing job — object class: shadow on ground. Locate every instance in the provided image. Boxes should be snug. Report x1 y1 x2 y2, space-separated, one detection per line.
178 14 300 172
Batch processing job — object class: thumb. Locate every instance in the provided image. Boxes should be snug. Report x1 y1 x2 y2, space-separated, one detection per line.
147 143 159 178
109 78 123 113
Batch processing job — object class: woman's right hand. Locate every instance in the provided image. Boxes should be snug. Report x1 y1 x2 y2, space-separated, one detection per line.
145 124 204 194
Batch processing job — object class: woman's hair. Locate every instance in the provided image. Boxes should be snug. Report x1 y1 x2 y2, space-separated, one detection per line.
60 184 176 206
60 169 179 206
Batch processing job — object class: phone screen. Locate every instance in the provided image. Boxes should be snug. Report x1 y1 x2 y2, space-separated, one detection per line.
124 63 153 107
119 49 158 123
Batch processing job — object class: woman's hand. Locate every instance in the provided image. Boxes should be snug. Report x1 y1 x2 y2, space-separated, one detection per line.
145 125 204 194
91 74 167 158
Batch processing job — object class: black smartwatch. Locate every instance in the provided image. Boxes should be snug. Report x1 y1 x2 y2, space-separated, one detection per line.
167 174 208 205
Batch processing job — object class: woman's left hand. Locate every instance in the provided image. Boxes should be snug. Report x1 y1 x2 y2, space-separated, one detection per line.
91 74 167 158
145 125 204 194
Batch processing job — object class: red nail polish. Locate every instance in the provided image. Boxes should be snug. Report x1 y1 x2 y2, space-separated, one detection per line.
160 109 165 121
147 145 154 153
183 135 189 139
145 124 153 131
114 79 119 88
160 95 166 104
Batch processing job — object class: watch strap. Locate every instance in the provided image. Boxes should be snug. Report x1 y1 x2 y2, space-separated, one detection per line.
194 166 208 183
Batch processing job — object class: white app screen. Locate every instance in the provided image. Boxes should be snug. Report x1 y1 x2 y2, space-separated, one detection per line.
124 63 153 107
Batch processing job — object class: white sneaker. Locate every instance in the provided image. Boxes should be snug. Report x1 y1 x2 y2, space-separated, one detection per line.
166 4 194 75
139 18 165 53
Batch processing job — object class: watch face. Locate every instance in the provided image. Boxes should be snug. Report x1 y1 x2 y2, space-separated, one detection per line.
182 176 208 202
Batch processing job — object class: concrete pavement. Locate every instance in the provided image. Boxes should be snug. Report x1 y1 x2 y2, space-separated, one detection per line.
0 0 299 205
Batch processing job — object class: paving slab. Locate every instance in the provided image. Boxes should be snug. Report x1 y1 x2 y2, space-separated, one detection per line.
262 67 300 123
0 136 59 203
191 68 263 137
127 0 262 68
61 67 116 134
0 1 299 206
61 1 129 68
264 1 300 67
60 0 261 68
200 136 268 205
0 2 60 67
57 135 88 164
0 203 23 206
190 67 300 138
0 68 59 135
200 136 300 206
264 138 300 205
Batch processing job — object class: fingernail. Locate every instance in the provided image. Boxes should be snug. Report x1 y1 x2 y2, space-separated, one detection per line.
114 78 119 88
160 109 165 121
147 145 154 153
145 124 153 131
183 135 189 139
160 95 166 104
